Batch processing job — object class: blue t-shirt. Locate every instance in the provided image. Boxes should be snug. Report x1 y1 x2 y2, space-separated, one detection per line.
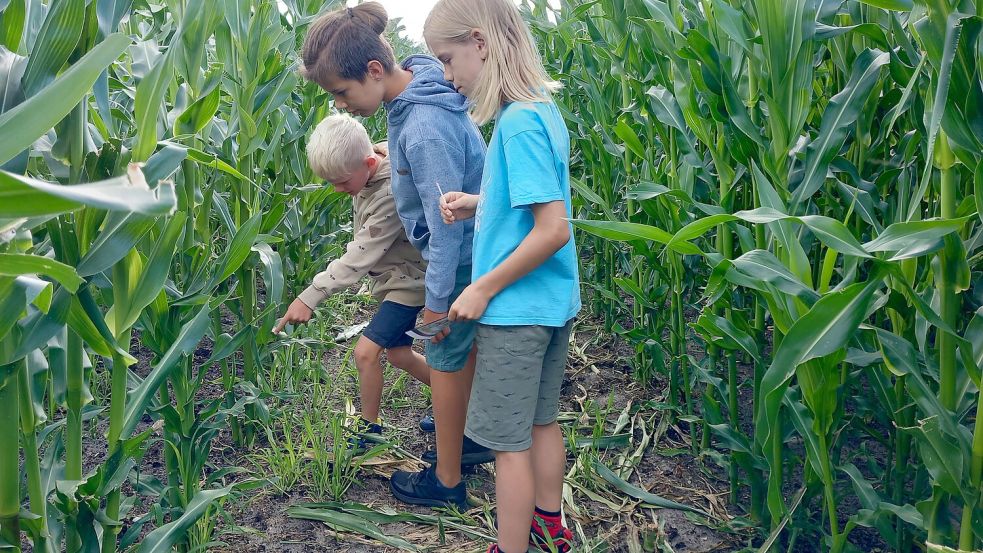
472 100 581 327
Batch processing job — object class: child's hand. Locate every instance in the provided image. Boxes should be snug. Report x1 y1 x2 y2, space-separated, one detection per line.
422 308 451 344
448 285 490 322
273 298 314 334
439 192 478 224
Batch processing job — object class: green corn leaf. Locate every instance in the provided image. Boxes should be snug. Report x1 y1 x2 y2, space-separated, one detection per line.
756 276 883 521
863 217 970 254
120 301 212 440
75 212 156 277
570 219 701 255
0 164 176 218
216 212 262 283
135 486 233 553
667 209 871 259
0 0 27 51
593 461 708 516
252 241 283 308
106 212 186 337
614 117 646 159
287 507 421 551
796 215 872 258
694 311 761 362
0 33 129 166
174 63 223 136
790 49 890 206
0 47 28 171
973 159 982 225
0 253 82 291
572 433 631 450
570 176 614 220
19 0 85 97
183 146 252 183
856 0 912 9
6 286 72 364
131 48 174 162
906 14 963 220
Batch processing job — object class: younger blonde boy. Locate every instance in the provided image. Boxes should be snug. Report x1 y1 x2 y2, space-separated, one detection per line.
275 114 430 448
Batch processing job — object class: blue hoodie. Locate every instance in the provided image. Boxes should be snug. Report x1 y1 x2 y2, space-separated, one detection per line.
385 55 486 313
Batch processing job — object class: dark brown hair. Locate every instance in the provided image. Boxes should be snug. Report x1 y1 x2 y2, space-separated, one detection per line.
300 2 396 86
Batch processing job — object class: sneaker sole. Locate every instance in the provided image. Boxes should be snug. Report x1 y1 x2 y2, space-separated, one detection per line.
389 482 468 510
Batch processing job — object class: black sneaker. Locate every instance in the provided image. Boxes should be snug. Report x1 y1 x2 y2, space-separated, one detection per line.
421 436 494 466
419 411 435 433
390 464 468 509
347 419 383 452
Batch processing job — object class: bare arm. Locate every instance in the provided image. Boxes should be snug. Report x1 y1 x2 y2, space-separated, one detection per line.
448 200 570 321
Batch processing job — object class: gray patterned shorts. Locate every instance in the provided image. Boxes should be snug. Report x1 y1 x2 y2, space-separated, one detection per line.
465 319 574 452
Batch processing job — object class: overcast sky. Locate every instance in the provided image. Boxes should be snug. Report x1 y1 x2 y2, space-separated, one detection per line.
346 0 557 44
347 0 440 44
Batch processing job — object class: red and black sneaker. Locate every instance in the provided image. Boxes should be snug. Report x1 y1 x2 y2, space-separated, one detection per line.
530 507 573 552
486 545 502 553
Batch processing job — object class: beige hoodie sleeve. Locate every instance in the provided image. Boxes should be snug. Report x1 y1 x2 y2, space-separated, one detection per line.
297 191 405 309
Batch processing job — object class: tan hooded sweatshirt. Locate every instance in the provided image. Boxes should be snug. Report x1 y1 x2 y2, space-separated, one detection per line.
298 144 426 309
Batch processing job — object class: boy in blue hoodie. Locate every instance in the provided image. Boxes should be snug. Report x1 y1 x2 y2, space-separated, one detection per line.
300 2 489 509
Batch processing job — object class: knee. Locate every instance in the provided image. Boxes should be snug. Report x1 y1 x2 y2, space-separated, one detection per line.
353 342 381 372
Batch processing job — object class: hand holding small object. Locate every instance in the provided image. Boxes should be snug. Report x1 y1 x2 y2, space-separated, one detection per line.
438 187 479 224
273 298 314 334
422 307 451 344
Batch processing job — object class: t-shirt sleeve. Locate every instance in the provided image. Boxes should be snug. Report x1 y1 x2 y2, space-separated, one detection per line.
502 129 563 209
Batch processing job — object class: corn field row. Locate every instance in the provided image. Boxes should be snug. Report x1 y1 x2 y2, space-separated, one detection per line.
0 0 981 552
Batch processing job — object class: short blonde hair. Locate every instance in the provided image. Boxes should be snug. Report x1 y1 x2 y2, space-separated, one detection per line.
306 114 373 181
424 0 560 125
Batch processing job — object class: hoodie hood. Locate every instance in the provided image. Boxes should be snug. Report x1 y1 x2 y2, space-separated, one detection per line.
386 55 470 125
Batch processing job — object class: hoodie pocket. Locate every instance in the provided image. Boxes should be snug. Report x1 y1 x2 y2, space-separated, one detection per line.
405 219 430 244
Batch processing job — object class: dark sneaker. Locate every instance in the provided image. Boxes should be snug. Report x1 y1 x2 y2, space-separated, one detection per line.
389 465 468 509
530 512 573 552
346 419 383 452
421 436 494 466
419 411 435 433
486 545 502 553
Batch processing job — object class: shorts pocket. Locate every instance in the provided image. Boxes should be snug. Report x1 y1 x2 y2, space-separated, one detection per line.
498 326 547 357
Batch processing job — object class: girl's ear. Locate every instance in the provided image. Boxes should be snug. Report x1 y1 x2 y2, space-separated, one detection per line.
471 29 487 60
366 60 386 81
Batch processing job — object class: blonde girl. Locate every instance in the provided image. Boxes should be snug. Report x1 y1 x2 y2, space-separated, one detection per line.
425 1 580 551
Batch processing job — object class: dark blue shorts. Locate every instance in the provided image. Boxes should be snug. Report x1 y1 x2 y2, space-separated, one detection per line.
362 301 423 349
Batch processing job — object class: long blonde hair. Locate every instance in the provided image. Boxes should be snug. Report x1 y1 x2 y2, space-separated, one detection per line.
424 0 560 124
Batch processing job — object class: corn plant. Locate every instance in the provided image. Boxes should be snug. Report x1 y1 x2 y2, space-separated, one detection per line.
526 0 983 550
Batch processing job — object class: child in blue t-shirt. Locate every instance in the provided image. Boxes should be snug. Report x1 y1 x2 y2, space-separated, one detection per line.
425 1 581 552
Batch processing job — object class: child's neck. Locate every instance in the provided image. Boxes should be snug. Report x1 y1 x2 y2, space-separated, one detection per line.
382 66 414 103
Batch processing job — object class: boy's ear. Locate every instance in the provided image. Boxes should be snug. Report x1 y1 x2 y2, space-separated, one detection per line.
366 60 385 81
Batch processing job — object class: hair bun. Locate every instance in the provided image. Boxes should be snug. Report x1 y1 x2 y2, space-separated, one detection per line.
353 2 389 35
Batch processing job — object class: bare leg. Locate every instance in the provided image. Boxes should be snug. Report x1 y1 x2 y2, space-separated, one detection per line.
431 345 477 487
531 422 565 512
385 346 431 385
353 335 385 422
494 449 536 553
